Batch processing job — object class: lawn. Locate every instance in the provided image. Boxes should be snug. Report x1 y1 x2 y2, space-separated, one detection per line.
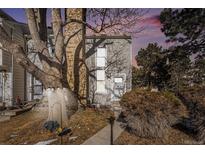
0 108 113 145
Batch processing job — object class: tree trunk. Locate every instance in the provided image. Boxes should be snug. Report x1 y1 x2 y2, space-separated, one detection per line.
0 25 78 125
46 87 78 126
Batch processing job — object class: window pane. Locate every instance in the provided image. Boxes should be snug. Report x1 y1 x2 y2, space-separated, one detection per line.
97 70 105 80
97 57 105 67
33 85 43 95
114 77 123 83
97 81 106 93
33 78 41 85
97 48 106 57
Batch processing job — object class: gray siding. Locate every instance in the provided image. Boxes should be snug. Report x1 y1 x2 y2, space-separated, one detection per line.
86 37 132 105
0 19 26 104
12 23 26 102
3 52 12 71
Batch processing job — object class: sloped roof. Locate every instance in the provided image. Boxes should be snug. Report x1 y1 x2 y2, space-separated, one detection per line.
0 9 52 35
0 9 16 22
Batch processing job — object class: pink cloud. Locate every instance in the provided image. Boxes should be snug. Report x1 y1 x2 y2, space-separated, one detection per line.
142 15 161 27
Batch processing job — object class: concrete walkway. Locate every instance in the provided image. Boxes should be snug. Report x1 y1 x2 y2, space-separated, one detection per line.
82 121 124 145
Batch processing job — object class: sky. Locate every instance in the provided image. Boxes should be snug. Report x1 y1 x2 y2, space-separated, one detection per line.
1 8 169 66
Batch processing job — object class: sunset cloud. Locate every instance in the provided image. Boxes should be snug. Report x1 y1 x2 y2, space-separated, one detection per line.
2 8 168 67
141 15 161 27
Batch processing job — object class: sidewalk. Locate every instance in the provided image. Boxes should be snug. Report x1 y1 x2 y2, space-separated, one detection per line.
82 121 123 145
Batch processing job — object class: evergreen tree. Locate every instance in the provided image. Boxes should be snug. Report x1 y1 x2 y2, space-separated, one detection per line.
166 47 191 92
136 43 170 90
160 8 205 55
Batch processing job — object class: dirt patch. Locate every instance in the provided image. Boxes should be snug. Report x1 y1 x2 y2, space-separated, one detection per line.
0 108 113 145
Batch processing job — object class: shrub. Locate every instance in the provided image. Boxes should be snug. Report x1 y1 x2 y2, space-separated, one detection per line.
119 88 187 138
179 85 205 143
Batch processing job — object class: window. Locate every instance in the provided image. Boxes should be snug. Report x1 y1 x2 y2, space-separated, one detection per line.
96 58 105 67
96 47 106 67
96 70 106 93
97 48 106 57
96 81 106 93
33 77 43 96
114 77 123 83
96 47 107 94
33 85 43 95
97 70 105 80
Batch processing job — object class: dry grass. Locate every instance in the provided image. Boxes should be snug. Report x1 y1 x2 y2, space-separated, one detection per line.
0 108 113 145
119 88 188 138
116 86 205 144
180 85 205 107
178 85 205 143
114 128 197 145
63 108 113 145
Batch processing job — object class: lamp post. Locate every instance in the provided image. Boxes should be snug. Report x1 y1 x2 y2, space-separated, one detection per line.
108 115 115 145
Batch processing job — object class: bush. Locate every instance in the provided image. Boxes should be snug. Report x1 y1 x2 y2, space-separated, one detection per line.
179 85 205 143
180 85 205 107
119 88 187 138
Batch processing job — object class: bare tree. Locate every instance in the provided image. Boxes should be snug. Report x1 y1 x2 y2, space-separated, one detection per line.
0 8 145 123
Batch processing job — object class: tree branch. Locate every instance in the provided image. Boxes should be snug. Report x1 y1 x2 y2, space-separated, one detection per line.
0 26 46 82
25 9 50 57
52 8 64 63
